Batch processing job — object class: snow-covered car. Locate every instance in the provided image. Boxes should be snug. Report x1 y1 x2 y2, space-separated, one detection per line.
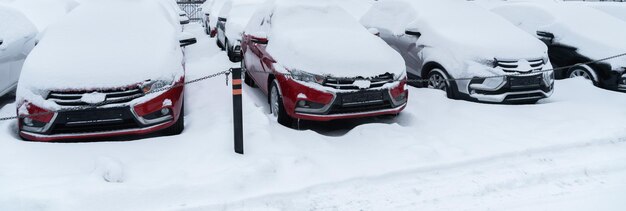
0 5 37 97
487 1 626 92
361 0 554 104
242 1 408 127
201 0 229 37
215 0 265 62
15 0 197 142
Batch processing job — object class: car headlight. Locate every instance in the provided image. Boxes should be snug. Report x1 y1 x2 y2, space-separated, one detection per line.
289 70 326 84
543 70 555 86
141 79 173 94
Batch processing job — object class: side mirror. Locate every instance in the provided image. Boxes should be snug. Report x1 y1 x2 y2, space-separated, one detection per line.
368 28 380 37
405 28 421 38
249 31 268 45
537 31 555 43
179 32 197 47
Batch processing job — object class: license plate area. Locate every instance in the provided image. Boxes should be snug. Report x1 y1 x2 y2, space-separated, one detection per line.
340 91 384 107
509 76 542 88
60 107 132 126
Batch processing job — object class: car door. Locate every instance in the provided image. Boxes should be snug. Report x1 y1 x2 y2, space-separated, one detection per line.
381 32 422 78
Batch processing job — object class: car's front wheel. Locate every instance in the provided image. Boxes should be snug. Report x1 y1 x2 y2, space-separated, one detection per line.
568 64 597 85
427 68 456 99
163 102 184 136
270 80 294 127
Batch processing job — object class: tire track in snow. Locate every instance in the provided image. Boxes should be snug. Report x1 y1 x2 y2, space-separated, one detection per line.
188 137 626 210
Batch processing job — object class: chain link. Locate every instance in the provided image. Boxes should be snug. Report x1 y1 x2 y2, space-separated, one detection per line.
244 53 626 83
0 69 233 121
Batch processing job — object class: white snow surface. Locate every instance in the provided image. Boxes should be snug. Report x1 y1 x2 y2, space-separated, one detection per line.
262 2 405 78
362 0 548 64
0 0 77 31
16 0 184 96
0 24 625 210
485 1 626 69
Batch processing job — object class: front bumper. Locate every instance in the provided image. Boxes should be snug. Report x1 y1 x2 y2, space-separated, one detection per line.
467 73 554 103
276 75 408 121
18 83 184 142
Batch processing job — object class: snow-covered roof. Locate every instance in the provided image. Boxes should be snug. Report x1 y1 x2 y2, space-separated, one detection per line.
259 1 405 78
0 5 37 49
18 0 184 92
489 1 626 68
569 1 626 22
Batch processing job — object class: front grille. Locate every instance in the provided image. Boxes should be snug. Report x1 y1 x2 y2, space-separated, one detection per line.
504 92 545 102
327 91 393 115
47 88 144 106
496 59 545 73
322 73 394 90
48 107 140 135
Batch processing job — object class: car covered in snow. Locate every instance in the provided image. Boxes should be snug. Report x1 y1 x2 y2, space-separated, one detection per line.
200 0 229 37
15 0 197 141
0 5 37 97
361 0 554 104
215 0 265 62
576 2 626 22
242 1 408 127
486 1 626 92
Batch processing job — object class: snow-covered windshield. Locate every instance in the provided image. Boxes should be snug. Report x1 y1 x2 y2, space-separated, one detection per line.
491 2 626 68
265 3 405 78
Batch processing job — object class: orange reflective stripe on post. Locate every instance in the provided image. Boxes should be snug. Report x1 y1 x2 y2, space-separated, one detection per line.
233 89 242 95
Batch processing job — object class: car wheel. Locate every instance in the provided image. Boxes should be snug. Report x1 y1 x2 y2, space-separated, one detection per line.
427 68 456 99
204 23 210 35
568 65 597 85
216 38 224 50
163 102 185 136
226 39 235 62
270 80 294 128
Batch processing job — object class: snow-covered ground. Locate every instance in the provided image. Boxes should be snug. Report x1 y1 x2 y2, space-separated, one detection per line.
0 24 625 210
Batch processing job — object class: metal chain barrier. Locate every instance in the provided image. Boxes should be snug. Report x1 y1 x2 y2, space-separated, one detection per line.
1 52 625 122
0 69 233 121
243 52 626 83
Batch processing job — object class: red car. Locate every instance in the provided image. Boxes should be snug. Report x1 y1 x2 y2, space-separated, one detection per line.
15 0 196 141
241 2 408 127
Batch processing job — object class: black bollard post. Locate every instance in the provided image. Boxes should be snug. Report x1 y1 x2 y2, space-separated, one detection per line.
231 68 244 154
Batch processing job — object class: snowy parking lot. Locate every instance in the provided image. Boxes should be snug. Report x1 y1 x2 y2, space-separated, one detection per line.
1 24 625 210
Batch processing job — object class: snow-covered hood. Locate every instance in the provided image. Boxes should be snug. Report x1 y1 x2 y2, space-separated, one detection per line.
17 0 184 94
491 2 626 70
267 29 405 78
412 0 547 62
266 3 404 78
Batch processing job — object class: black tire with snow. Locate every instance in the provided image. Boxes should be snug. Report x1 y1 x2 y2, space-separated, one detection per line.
270 80 295 128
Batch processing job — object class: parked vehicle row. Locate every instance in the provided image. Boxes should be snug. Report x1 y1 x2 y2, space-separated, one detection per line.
3 0 625 142
15 0 197 142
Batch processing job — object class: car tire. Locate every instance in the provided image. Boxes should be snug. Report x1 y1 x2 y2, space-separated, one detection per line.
427 68 457 99
216 38 224 50
163 102 185 136
226 39 235 62
270 80 295 128
568 64 598 85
